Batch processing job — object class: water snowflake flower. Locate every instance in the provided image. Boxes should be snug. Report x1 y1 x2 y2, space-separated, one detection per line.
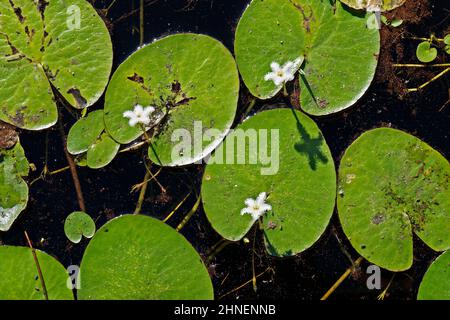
241 192 272 221
264 57 303 86
123 104 156 127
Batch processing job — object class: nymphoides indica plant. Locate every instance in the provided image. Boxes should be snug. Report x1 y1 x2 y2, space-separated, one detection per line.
0 139 29 231
103 33 240 167
0 0 113 130
77 215 214 300
338 128 450 271
234 0 380 115
417 250 449 300
202 108 336 257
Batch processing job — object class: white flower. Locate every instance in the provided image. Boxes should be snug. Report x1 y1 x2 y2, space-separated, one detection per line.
123 104 156 127
264 57 303 86
241 192 272 221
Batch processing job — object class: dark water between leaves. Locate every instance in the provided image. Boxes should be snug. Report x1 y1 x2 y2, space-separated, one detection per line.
1 0 449 299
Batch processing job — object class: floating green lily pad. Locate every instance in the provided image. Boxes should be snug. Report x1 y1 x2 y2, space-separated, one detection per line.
340 0 406 11
338 128 450 271
0 0 113 130
0 246 73 300
64 211 96 244
417 250 450 300
78 214 214 300
416 41 437 63
104 33 239 166
0 141 29 231
201 108 336 257
444 34 450 54
235 0 380 115
67 110 119 169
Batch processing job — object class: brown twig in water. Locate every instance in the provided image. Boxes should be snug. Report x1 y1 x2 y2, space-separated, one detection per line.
57 118 86 212
320 256 364 300
24 231 48 300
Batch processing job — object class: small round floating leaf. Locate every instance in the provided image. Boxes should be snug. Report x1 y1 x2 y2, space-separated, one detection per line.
78 215 213 300
86 132 119 169
0 246 74 300
67 110 105 155
418 251 450 300
201 109 336 257
338 128 450 271
416 41 437 63
64 211 96 244
444 34 450 54
104 33 239 166
390 18 403 27
235 0 380 115
340 0 406 12
0 0 113 130
0 141 29 231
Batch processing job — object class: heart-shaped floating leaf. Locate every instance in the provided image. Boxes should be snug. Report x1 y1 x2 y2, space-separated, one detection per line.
0 0 113 130
444 34 450 54
417 250 450 300
67 110 119 169
340 0 406 11
338 128 450 271
104 33 239 166
235 0 380 115
64 211 96 244
0 140 29 231
416 41 438 63
201 108 336 257
78 215 213 300
0 246 74 299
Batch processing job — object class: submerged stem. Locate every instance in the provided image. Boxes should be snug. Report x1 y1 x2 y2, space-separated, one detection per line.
24 231 48 300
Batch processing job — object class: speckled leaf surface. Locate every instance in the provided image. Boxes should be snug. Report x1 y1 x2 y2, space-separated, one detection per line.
0 0 113 130
201 108 336 257
0 141 29 231
340 0 406 11
338 128 450 271
67 110 105 155
64 211 96 244
104 34 239 166
78 215 213 300
235 0 380 115
418 250 450 300
86 132 119 169
0 246 74 300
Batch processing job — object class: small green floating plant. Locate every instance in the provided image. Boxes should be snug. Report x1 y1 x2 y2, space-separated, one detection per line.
234 0 380 115
417 250 450 300
338 128 450 271
202 108 336 257
0 140 29 231
64 211 96 244
0 0 113 130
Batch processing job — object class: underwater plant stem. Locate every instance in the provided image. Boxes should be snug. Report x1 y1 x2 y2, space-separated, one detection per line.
251 225 258 293
320 256 363 300
206 239 233 263
139 0 144 46
29 166 71 186
58 120 86 212
163 192 192 222
218 267 273 300
176 193 201 232
407 67 450 92
378 273 396 300
241 98 256 119
24 231 48 300
393 63 450 68
133 169 151 215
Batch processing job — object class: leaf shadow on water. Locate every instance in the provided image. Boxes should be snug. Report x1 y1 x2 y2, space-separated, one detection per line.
290 107 328 171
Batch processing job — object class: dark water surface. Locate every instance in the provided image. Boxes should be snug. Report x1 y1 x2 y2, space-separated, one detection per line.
1 0 449 300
